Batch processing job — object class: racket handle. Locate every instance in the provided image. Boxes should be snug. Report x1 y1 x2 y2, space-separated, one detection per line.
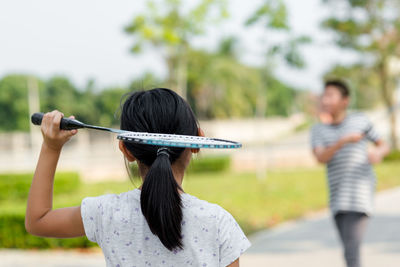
31 112 86 130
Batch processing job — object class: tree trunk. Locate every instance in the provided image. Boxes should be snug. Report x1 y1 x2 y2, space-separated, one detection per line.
255 87 267 118
176 45 188 99
166 46 187 99
166 54 175 90
378 58 398 150
389 108 398 150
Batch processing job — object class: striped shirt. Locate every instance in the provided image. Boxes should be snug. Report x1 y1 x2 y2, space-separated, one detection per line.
310 112 381 215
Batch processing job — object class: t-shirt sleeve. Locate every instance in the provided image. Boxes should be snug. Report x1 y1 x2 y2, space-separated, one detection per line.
310 124 324 149
218 208 251 267
363 116 381 143
81 194 114 243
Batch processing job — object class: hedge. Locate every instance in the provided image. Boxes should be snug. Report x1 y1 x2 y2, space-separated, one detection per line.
0 172 92 249
0 172 80 201
0 212 95 249
188 155 231 173
129 155 232 175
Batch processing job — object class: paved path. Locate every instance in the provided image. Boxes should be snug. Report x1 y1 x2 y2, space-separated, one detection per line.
1 187 399 267
241 187 400 267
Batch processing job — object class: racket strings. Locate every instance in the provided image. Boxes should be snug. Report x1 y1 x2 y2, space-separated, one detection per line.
117 132 241 149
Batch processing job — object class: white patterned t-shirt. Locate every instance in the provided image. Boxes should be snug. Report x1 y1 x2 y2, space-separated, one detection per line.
81 189 251 267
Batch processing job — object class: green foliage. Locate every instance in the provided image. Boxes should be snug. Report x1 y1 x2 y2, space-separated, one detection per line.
0 66 300 132
188 155 231 173
322 0 400 148
128 155 231 176
124 0 229 93
1 162 400 248
0 171 92 249
0 172 80 201
187 48 259 118
186 47 297 119
0 212 95 249
42 77 100 126
383 150 400 162
294 119 313 132
95 88 129 127
125 0 228 51
0 75 44 132
245 0 289 29
184 161 400 234
322 0 400 53
42 77 78 115
264 76 297 117
245 1 311 69
0 74 148 131
0 1 310 129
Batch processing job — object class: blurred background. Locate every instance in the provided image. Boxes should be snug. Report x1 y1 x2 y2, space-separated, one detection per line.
0 0 399 266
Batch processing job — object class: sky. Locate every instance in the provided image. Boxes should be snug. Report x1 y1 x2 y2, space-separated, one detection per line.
0 0 359 92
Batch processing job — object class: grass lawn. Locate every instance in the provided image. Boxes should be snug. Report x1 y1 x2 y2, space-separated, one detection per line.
185 161 400 234
2 162 399 237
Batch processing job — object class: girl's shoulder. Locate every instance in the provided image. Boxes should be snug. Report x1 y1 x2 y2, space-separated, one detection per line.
81 189 140 210
82 190 234 223
181 193 234 221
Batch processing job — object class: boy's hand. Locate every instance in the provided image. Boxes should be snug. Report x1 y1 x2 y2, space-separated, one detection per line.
368 150 383 164
41 110 77 151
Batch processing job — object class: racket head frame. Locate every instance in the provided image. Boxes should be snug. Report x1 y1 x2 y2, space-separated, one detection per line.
117 132 242 149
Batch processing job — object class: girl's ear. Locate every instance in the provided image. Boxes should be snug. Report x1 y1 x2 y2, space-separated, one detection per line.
191 128 205 154
119 140 136 162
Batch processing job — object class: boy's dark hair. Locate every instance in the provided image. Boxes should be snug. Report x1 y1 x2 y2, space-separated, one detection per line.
324 80 350 97
120 88 198 251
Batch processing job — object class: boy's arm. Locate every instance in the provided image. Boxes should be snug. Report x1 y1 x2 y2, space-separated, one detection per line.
25 110 85 238
368 139 390 164
313 133 364 163
313 140 345 164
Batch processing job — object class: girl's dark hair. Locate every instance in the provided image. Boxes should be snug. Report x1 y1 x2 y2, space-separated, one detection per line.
120 88 198 251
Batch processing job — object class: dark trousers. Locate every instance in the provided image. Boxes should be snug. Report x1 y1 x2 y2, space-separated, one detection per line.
334 212 369 267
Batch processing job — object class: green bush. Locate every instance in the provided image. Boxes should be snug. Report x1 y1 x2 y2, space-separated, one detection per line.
294 120 312 132
0 172 80 201
0 171 92 249
0 212 96 249
384 150 400 162
128 155 232 175
188 155 231 173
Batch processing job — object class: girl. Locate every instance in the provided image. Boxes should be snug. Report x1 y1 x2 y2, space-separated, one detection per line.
25 88 251 267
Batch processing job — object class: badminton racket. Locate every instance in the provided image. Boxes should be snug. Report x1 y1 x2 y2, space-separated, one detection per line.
31 112 242 149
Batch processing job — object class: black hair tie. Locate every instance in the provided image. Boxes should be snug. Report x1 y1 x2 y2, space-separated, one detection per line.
157 147 170 158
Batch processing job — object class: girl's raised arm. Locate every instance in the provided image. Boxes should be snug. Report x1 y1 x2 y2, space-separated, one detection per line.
25 110 85 238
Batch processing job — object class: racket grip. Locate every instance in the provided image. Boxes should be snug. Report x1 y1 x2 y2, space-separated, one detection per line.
31 112 45 126
31 112 85 130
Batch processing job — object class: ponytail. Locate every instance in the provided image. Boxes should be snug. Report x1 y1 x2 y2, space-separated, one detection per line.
140 148 183 251
120 88 199 251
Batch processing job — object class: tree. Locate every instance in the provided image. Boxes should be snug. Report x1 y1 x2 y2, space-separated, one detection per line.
187 47 260 119
42 76 79 116
95 88 129 127
186 37 297 119
42 76 100 125
0 75 44 132
322 0 400 149
245 0 311 117
124 0 228 99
